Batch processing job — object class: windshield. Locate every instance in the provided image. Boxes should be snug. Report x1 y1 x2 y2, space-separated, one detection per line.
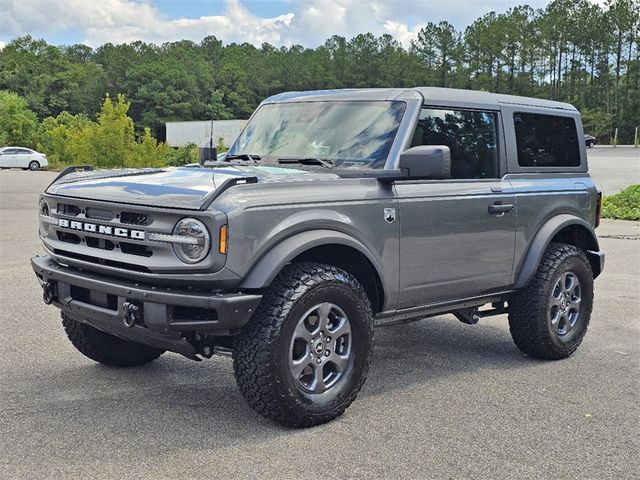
228 101 406 169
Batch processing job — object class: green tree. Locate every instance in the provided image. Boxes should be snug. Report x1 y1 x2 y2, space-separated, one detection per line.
0 90 38 147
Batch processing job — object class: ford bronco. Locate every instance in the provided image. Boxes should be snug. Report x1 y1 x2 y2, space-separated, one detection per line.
32 87 604 427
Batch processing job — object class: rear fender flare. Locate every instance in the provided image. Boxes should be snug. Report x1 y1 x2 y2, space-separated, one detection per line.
514 214 600 289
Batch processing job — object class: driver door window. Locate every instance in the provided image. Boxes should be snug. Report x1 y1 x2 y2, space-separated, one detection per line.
411 108 499 179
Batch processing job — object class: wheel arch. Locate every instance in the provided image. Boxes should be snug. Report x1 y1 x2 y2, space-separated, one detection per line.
514 214 602 289
239 230 386 313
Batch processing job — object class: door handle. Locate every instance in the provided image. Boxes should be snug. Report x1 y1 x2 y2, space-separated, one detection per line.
488 202 514 215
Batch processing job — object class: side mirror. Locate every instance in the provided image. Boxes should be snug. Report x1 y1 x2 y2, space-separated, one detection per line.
398 145 451 180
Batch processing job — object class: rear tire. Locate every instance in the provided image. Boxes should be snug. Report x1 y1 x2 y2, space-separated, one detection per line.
28 161 40 171
233 262 374 427
62 314 164 367
509 243 593 360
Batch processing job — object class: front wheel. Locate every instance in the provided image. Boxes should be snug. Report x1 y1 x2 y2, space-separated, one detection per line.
233 262 374 427
28 161 40 171
508 243 594 360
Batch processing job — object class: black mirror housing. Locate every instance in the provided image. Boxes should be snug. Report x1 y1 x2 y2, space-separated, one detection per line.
398 145 451 180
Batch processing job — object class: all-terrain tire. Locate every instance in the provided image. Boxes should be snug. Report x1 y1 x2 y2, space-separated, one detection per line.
233 262 374 428
509 243 594 360
62 314 164 367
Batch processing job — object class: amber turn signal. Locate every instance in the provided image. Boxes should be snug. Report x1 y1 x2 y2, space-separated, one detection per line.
219 225 228 254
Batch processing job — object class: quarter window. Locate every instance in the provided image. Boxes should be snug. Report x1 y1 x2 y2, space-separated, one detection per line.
514 112 580 167
411 108 499 179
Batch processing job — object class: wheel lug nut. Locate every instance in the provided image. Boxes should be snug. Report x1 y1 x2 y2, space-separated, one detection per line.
325 337 331 343
316 358 321 364
324 350 330 356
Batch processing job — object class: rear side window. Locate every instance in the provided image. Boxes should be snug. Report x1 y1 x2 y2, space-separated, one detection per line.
411 108 499 179
514 112 580 167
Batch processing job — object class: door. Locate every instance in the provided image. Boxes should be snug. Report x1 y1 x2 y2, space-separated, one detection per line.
396 107 516 307
15 148 34 168
0 148 18 168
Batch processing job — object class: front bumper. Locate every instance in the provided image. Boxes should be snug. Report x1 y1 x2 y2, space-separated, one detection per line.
32 255 262 357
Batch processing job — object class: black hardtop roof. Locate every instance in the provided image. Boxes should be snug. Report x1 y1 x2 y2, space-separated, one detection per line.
263 87 577 112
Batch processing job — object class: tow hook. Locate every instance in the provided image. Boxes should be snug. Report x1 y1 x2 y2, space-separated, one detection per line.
122 301 141 328
42 281 56 305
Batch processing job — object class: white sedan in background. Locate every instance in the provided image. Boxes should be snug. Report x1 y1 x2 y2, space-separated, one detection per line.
0 147 48 170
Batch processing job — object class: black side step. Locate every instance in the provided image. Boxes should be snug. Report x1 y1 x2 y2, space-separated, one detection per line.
454 301 508 325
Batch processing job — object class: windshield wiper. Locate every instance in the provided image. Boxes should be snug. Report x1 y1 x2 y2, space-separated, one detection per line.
278 157 333 168
225 153 261 164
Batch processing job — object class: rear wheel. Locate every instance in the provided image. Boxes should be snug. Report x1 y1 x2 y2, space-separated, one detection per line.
62 314 164 367
28 161 40 171
233 262 374 427
509 243 593 360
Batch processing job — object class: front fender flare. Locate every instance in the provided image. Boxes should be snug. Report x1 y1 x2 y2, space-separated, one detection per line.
239 229 385 290
514 214 601 289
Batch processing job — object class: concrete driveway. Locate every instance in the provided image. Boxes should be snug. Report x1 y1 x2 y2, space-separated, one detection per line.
0 167 638 479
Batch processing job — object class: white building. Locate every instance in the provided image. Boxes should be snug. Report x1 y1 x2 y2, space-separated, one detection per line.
166 120 248 148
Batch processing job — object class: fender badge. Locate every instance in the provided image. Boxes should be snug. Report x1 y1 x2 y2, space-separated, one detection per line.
384 208 396 224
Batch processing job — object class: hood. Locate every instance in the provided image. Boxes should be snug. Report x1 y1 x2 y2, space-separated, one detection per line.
46 165 338 210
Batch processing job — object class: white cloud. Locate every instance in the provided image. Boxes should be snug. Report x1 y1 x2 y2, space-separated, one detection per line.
0 0 615 48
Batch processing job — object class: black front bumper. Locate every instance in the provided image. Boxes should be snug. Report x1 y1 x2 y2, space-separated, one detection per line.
32 255 262 357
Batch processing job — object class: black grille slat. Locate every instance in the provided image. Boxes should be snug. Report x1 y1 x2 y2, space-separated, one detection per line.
85 236 115 251
85 207 115 221
120 242 153 257
121 212 151 226
57 203 81 216
57 231 81 244
53 249 152 273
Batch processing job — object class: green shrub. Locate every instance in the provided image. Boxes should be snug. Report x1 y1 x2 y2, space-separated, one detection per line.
166 143 198 166
601 185 640 221
37 94 170 170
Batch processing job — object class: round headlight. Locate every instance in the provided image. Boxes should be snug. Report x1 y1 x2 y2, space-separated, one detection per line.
172 218 210 264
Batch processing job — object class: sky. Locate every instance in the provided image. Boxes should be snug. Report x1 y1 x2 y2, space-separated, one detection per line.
0 0 610 50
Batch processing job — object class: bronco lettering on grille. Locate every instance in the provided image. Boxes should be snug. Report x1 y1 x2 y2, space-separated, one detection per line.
58 218 145 240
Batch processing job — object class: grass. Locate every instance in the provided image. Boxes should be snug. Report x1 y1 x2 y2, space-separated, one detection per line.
601 184 640 221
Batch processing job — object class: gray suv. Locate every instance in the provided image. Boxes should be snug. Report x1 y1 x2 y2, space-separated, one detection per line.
32 87 604 427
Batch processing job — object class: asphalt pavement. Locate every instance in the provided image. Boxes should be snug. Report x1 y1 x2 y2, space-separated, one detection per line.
587 146 640 193
0 154 638 479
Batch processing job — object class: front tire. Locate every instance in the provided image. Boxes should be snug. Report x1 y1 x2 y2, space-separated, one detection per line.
233 262 374 427
28 161 40 171
62 314 164 367
509 243 594 360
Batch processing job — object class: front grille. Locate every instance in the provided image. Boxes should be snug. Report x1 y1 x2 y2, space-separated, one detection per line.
44 196 218 275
